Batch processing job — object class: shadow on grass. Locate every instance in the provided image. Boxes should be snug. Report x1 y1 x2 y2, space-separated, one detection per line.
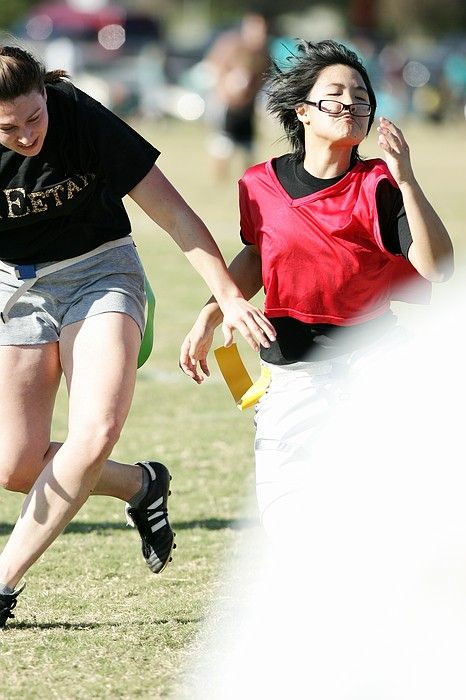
172 517 259 530
0 517 259 538
9 617 202 631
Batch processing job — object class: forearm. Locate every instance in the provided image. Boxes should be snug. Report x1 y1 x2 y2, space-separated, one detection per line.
174 210 245 306
198 246 263 330
130 164 244 306
376 118 454 282
180 244 272 379
401 180 454 282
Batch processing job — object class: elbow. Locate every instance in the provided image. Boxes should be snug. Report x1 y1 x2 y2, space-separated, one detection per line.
428 271 452 284
436 265 454 284
409 243 454 283
423 255 455 283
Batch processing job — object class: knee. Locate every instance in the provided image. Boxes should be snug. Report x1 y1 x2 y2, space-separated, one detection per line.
67 418 123 463
90 419 123 458
0 464 34 493
0 444 47 492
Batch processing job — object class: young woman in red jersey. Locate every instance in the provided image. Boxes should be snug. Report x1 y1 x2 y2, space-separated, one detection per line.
179 40 454 537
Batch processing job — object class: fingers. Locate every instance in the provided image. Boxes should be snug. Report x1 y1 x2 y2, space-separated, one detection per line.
377 117 408 154
222 301 277 352
179 338 208 384
254 311 277 345
179 358 205 384
199 358 210 377
179 352 201 383
222 313 276 353
222 325 235 349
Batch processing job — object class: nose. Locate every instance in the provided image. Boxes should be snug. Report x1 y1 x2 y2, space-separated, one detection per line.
17 127 35 145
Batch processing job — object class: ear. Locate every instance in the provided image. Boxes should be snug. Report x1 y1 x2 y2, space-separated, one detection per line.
295 103 310 125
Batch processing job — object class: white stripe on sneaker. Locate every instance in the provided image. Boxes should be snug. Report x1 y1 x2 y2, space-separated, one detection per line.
151 518 167 533
148 511 164 520
145 463 157 480
148 497 163 510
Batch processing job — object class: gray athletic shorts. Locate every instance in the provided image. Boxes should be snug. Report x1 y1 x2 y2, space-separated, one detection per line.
0 241 146 345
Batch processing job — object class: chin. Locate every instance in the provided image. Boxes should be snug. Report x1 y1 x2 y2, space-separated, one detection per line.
16 138 43 156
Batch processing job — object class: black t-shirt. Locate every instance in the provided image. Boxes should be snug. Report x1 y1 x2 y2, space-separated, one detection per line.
0 80 160 263
242 154 413 364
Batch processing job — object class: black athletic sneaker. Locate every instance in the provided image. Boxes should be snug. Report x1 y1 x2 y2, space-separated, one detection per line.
125 461 175 574
0 583 26 629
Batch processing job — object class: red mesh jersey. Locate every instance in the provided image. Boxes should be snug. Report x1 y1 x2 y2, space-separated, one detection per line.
239 158 431 326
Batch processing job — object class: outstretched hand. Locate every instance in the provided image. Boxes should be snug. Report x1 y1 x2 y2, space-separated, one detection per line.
377 117 415 186
179 298 276 384
220 297 276 351
179 318 214 384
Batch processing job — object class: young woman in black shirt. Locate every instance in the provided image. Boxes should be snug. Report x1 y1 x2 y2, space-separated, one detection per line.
0 45 275 628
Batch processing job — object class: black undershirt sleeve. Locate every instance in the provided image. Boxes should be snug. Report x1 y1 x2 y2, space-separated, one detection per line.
375 179 413 258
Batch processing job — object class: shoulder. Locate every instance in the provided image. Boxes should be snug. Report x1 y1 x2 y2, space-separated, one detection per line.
45 79 75 108
47 80 113 118
356 157 398 189
46 79 90 103
240 159 273 186
358 157 395 178
46 80 94 119
356 160 403 218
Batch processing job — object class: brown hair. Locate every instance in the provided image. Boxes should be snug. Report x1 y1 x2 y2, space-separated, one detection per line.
0 45 69 100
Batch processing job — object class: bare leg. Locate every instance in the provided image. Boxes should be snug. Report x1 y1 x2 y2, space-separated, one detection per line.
0 344 62 493
0 313 141 589
1 443 144 500
0 348 145 502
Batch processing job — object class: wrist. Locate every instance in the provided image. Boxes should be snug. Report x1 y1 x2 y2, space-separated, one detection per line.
210 278 244 309
397 173 418 191
198 301 223 330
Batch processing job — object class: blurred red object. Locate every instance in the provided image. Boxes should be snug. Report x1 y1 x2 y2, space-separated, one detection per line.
29 1 126 32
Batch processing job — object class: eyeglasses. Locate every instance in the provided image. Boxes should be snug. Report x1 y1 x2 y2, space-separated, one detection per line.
302 99 372 117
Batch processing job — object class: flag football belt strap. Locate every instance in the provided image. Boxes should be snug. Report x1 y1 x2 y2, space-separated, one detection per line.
0 237 155 369
214 343 271 411
137 273 155 369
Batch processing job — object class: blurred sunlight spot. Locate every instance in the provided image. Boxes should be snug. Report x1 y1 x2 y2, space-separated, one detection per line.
26 14 53 41
176 93 205 121
67 0 108 10
98 24 126 51
402 60 431 88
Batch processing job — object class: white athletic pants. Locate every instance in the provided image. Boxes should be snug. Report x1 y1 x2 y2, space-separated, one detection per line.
253 327 406 541
253 357 349 540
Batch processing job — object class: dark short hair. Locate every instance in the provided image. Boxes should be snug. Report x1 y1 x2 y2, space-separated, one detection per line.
266 39 377 161
0 45 68 100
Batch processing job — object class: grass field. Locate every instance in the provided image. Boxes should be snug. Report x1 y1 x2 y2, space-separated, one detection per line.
0 115 464 699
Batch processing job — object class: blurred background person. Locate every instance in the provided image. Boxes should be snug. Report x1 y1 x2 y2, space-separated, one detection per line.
202 12 271 181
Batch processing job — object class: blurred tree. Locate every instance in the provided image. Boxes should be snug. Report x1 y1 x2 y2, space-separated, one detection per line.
347 0 378 33
169 0 465 35
378 0 466 35
3 0 465 40
0 0 36 31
